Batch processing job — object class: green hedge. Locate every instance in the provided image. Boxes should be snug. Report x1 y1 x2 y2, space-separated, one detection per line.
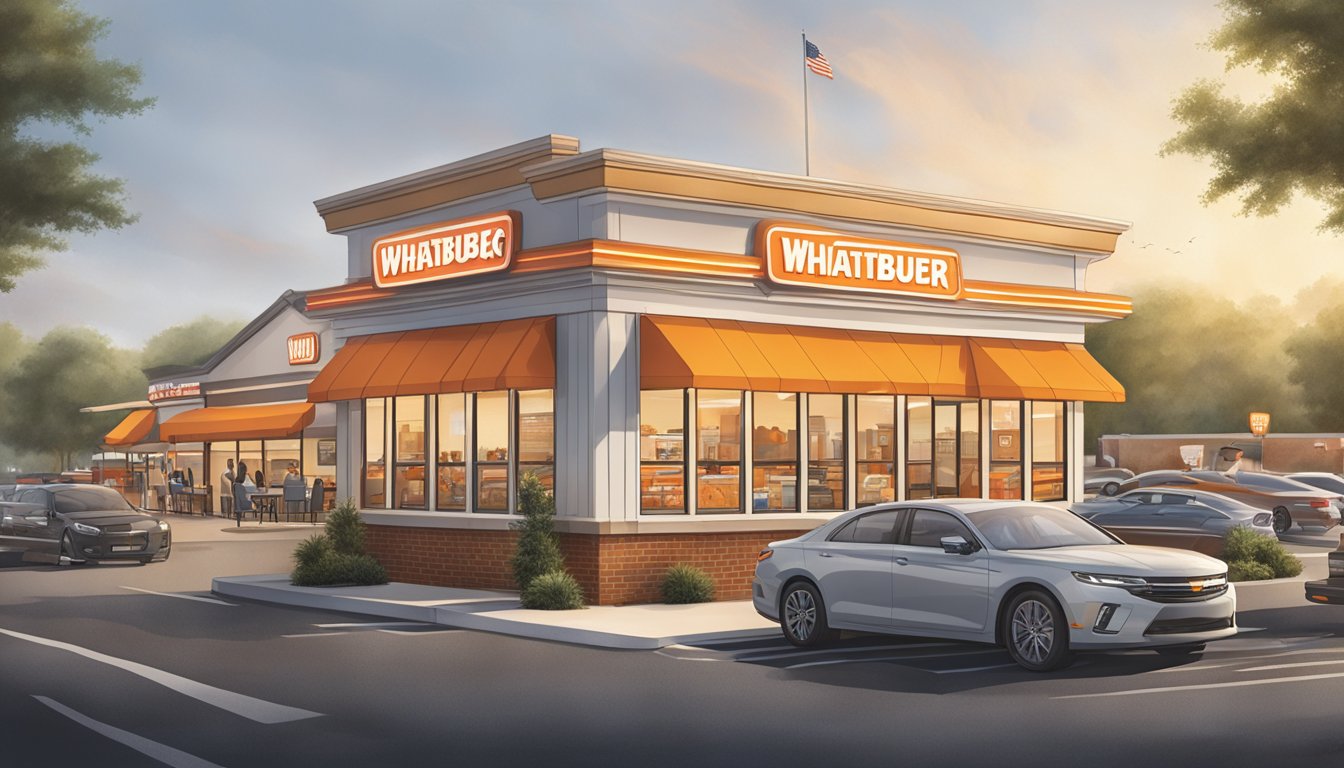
289 499 388 587
521 570 585 610
661 563 716 604
1224 526 1302 580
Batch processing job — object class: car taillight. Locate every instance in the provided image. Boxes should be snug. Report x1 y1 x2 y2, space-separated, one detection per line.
1253 513 1271 527
1310 499 1330 508
757 548 773 562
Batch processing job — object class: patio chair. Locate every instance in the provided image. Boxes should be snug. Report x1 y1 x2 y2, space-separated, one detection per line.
232 483 255 521
308 478 325 523
282 481 306 521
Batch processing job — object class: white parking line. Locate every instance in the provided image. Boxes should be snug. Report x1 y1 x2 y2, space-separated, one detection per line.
1053 671 1344 699
121 587 236 607
34 696 225 768
0 627 321 724
376 629 460 636
930 663 1018 675
786 648 1002 670
313 622 428 629
282 632 351 638
1238 660 1344 673
739 641 954 663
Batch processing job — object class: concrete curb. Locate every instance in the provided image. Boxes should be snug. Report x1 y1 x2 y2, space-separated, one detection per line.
212 575 779 650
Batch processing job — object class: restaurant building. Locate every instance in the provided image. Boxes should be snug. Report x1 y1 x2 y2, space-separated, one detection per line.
291 134 1130 605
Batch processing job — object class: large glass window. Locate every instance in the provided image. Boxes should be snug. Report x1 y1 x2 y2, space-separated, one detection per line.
517 389 554 496
640 390 686 514
475 391 510 512
266 439 301 488
906 397 932 499
436 393 467 511
989 401 1023 500
697 390 742 513
239 440 263 489
301 436 337 507
807 394 845 511
209 441 237 493
753 392 798 512
363 398 386 509
856 395 895 505
1032 401 1066 502
959 401 980 498
393 396 426 510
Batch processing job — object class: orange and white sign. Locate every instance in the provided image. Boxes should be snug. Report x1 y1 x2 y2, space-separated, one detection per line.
757 220 962 299
148 381 201 402
287 332 320 365
371 211 520 289
1249 412 1271 436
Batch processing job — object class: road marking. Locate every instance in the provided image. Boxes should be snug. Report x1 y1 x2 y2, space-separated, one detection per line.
1238 660 1344 673
376 629 460 636
930 662 1018 674
33 696 226 768
738 641 954 663
0 627 321 724
785 648 1001 670
314 621 429 629
121 587 236 607
1146 663 1240 674
282 632 351 638
653 650 723 662
1053 671 1344 699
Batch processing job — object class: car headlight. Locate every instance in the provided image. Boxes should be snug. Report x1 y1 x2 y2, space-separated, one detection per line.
70 521 101 536
1073 571 1149 593
158 520 170 531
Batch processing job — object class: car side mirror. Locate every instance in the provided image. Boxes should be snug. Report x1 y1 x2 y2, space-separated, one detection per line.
941 535 976 555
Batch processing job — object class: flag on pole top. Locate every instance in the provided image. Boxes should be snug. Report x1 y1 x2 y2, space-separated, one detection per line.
804 40 833 79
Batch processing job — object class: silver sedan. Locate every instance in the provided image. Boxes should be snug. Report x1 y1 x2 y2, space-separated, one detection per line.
753 500 1236 671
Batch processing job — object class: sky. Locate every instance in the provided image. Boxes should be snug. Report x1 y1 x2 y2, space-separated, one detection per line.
4 0 1341 348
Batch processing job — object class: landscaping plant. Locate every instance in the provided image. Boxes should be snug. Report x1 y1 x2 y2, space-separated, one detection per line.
1223 525 1303 581
290 498 388 587
521 571 585 610
661 563 716 604
510 472 565 591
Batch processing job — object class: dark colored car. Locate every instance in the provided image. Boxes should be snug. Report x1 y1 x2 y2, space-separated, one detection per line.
1305 540 1344 605
1113 470 1340 534
0 484 171 565
1084 467 1135 496
1072 488 1275 557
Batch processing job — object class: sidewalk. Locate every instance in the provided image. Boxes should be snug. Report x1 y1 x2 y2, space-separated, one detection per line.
153 512 322 544
212 574 779 650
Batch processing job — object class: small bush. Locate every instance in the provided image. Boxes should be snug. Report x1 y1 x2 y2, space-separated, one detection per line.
1227 560 1274 582
661 563 716 604
325 499 366 556
1224 526 1303 579
510 472 564 591
293 534 331 569
292 552 387 587
521 570 585 610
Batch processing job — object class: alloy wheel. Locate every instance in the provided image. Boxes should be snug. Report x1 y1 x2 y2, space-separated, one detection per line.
1011 599 1054 664
784 588 817 642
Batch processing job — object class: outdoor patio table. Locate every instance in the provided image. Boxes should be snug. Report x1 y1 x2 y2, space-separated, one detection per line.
250 491 281 523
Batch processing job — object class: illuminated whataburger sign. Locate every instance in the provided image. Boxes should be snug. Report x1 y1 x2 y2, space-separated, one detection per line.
287 332 320 365
148 381 201 402
756 220 962 299
371 211 520 288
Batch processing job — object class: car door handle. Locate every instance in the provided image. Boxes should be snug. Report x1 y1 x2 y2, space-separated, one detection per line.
818 552 833 558
895 557 909 566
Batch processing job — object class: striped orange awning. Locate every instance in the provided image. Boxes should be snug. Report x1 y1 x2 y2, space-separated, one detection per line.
103 409 157 447
159 403 316 443
640 315 1124 402
308 317 555 402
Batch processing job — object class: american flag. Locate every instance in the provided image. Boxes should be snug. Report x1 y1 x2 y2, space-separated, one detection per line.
804 40 833 79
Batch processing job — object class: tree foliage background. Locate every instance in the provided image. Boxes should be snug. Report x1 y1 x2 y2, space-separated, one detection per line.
142 316 246 370
0 0 153 292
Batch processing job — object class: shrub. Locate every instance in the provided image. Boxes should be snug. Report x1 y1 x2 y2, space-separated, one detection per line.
1227 559 1274 582
325 498 366 556
521 570 585 610
293 534 332 570
289 498 387 587
1223 526 1303 579
661 563 716 604
510 472 564 591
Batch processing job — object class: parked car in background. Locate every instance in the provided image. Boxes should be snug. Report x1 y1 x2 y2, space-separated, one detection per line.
0 484 170 565
754 500 1236 672
0 484 16 501
1072 489 1275 557
1113 470 1340 535
1305 539 1344 605
1084 467 1135 496
1285 472 1344 497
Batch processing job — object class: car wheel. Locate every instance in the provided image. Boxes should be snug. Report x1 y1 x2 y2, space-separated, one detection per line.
1272 507 1292 535
60 532 86 566
1101 482 1119 496
1004 589 1072 672
780 581 836 648
1156 643 1205 656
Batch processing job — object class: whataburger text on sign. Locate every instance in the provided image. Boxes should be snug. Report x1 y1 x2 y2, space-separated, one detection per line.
756 220 962 299
372 211 520 289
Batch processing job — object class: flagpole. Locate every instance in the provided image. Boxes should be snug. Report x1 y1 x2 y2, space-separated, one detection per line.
802 30 810 176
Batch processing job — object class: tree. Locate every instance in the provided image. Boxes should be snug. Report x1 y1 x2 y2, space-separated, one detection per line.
141 316 246 369
1285 303 1344 429
0 0 154 292
1084 286 1307 446
509 472 564 591
1163 0 1344 232
0 327 146 469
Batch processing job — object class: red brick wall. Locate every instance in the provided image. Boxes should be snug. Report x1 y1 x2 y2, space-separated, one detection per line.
364 525 812 605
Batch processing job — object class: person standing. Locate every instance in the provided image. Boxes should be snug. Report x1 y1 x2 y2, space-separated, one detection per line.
219 458 235 519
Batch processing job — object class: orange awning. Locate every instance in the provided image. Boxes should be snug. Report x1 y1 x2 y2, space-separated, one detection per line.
159 403 316 443
103 409 157 447
640 315 1124 402
308 317 556 402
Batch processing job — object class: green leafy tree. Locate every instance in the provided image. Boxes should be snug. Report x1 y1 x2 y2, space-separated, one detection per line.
1084 286 1307 446
141 316 246 369
1164 0 1344 232
0 0 154 292
0 326 145 469
1285 303 1344 429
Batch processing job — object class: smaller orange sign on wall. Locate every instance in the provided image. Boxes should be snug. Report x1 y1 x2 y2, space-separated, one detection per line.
1249 411 1271 436
287 332 320 365
372 210 521 289
756 220 962 299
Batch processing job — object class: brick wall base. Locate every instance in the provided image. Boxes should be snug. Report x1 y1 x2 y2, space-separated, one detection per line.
364 525 812 606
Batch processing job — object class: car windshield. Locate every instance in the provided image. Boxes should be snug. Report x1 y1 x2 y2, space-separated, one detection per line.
1191 493 1245 513
1233 473 1317 493
51 486 135 514
966 505 1117 550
